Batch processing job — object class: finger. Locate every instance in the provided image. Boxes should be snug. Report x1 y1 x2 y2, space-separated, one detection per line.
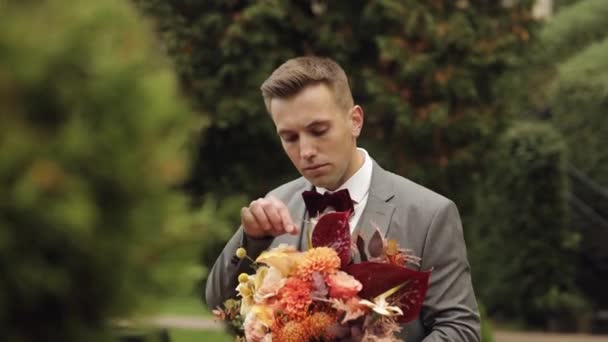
262 201 283 233
269 196 298 235
250 199 273 234
241 207 260 234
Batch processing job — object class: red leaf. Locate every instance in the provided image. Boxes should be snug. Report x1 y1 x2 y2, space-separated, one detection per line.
343 262 431 323
311 211 352 267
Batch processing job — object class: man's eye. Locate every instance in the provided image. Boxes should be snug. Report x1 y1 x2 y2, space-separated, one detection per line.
311 129 327 136
282 135 298 143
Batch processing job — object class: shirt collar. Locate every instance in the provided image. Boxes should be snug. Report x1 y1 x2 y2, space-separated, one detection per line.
316 148 373 204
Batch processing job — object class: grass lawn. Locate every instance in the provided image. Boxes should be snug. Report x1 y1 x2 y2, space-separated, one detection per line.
157 295 213 316
155 295 234 342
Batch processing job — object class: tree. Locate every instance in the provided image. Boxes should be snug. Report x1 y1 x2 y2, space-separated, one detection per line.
0 0 198 340
506 0 608 312
135 0 537 214
471 122 579 327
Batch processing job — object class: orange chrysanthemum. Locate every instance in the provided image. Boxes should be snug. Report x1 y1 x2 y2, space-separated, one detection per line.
295 247 341 279
304 311 337 340
273 321 310 342
277 277 312 320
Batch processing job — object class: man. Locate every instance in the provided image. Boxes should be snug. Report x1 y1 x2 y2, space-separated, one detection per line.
205 56 480 341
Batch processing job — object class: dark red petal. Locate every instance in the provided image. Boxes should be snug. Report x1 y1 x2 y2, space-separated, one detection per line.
343 262 431 323
311 211 352 267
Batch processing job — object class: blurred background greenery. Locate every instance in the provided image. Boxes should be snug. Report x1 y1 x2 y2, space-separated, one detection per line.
1 0 607 341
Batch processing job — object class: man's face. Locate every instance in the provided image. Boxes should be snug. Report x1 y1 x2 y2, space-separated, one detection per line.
269 83 363 190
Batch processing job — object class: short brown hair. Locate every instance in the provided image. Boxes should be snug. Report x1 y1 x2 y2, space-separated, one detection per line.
260 56 354 113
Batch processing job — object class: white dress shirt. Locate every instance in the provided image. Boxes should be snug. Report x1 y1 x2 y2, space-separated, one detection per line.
315 148 372 232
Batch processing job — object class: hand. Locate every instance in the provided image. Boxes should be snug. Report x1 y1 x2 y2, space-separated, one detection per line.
240 196 299 239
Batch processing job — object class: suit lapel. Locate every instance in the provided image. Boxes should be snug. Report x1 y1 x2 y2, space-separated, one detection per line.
354 160 396 243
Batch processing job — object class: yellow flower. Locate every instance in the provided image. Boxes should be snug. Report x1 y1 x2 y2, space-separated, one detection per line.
237 269 266 316
236 247 247 259
250 304 274 327
238 273 249 283
256 244 301 276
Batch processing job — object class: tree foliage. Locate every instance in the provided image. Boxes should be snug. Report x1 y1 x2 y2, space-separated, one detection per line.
0 0 197 340
135 0 537 215
470 121 578 326
503 0 608 313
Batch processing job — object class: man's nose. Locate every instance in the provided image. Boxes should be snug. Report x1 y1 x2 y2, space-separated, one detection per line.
299 136 316 160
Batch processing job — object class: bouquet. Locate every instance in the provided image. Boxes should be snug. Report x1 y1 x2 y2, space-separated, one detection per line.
213 211 431 341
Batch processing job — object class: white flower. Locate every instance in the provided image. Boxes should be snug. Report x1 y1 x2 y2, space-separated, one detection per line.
359 297 403 317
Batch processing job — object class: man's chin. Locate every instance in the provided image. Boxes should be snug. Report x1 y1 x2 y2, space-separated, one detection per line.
304 175 338 191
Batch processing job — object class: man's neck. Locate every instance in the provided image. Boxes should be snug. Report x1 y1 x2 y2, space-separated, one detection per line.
323 148 365 191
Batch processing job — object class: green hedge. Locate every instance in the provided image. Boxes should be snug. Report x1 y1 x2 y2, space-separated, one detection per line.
540 0 608 62
549 36 608 185
470 121 579 327
0 0 197 340
549 35 608 312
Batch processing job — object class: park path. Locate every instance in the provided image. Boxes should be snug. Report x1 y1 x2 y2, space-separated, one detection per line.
149 315 608 342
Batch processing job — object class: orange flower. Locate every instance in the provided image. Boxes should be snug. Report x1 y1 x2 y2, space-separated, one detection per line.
296 247 341 279
277 277 313 320
273 321 310 342
304 311 337 340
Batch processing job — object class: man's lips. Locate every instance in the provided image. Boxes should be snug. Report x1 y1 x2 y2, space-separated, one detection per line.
303 164 328 171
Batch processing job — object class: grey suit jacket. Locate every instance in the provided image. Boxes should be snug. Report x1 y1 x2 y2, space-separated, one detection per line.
205 160 480 342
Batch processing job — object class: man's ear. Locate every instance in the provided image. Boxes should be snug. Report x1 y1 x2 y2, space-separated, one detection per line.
350 105 364 137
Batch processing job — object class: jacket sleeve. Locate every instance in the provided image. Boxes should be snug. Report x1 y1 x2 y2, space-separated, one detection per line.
204 227 273 310
420 201 481 342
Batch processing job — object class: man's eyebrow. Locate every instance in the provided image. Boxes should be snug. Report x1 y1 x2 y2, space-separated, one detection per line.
306 120 330 129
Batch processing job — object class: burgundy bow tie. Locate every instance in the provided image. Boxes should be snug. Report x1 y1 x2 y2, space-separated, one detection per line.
302 188 354 217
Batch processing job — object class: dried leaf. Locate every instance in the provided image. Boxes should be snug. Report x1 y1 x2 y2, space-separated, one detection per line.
356 234 368 262
331 298 368 323
311 211 352 267
386 239 399 256
368 228 384 258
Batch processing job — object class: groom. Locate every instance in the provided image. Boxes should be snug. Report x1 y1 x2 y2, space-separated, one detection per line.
205 56 480 341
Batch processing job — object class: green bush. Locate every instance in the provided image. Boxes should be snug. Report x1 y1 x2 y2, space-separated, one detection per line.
500 0 608 119
554 0 584 11
479 303 495 342
500 0 608 317
548 36 608 185
0 0 198 340
539 0 608 61
470 121 577 327
549 35 608 311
